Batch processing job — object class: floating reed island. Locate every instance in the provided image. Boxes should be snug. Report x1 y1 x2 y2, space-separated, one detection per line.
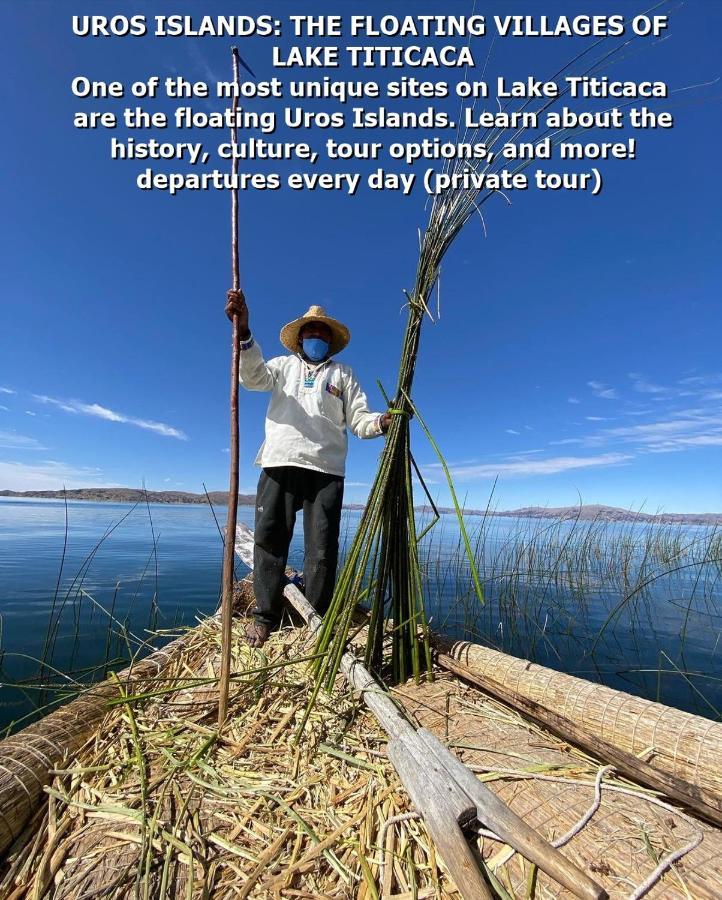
1 557 722 898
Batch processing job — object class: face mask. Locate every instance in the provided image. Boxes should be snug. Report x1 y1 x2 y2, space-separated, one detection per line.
302 337 329 362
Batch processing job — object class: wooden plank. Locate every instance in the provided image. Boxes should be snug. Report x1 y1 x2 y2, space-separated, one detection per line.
395 731 476 829
416 728 607 900
387 739 493 900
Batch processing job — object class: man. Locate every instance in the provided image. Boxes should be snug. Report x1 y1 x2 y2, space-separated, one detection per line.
226 290 391 647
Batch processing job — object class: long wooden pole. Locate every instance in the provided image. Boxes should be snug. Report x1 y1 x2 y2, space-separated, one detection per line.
218 47 242 726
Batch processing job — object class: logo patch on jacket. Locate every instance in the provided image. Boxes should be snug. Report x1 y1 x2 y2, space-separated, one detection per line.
325 382 342 399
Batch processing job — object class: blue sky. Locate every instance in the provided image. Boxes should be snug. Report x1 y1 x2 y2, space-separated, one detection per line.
1 0 721 513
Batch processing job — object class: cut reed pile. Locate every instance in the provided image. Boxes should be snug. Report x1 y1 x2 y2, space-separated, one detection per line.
2 584 722 898
0 597 460 899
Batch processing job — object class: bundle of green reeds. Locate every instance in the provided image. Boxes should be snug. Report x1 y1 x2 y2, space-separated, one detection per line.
310 185 492 693
309 28 649 692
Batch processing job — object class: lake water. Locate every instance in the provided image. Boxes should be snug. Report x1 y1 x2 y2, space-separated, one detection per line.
1 498 720 732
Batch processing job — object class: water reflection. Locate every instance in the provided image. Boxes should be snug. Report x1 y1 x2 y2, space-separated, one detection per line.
1 499 720 731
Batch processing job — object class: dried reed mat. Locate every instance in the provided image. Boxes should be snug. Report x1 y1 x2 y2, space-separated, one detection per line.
2 588 722 898
437 639 722 805
394 675 722 899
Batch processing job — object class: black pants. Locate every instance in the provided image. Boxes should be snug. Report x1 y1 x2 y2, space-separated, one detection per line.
253 466 344 628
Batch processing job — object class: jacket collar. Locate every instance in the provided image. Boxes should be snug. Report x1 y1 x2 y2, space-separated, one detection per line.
296 353 334 370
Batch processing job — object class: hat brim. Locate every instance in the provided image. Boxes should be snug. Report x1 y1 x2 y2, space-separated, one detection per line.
280 313 350 356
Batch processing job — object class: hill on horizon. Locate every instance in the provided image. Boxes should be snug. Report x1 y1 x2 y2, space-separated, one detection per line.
1 489 721 525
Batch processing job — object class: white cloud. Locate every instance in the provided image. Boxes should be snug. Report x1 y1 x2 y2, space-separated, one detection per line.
645 435 722 453
577 410 722 453
505 428 520 435
568 397 580 404
0 460 117 491
0 405 9 412
628 373 697 399
412 477 439 488
553 370 722 462
628 373 666 394
25 410 36 417
425 452 632 481
678 374 722 387
633 380 668 395
33 395 187 440
0 387 16 395
0 430 46 450
587 381 619 400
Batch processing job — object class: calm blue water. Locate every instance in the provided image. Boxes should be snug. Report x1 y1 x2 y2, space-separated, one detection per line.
1 499 720 731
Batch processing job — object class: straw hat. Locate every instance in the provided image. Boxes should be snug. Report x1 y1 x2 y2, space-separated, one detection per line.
280 305 350 356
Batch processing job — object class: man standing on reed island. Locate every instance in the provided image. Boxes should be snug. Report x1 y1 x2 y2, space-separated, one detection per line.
225 290 391 647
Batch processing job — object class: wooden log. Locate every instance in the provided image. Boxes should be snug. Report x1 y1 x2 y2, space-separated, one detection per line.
417 728 607 900
263 558 604 898
387 739 493 900
437 651 722 829
435 638 722 807
393 730 476 829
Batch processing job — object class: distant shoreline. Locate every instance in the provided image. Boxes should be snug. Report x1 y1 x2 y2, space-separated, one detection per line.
1 489 721 526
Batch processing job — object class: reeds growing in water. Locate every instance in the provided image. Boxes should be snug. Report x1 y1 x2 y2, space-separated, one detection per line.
1 500 720 735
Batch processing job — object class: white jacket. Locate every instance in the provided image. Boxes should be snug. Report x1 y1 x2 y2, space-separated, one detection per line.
239 335 384 477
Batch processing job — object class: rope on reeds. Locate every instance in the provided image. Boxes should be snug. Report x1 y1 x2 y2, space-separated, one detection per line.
473 765 611 877
385 758 702 895
628 831 704 900
468 764 702 818
468 763 707 890
551 765 612 849
377 812 420 889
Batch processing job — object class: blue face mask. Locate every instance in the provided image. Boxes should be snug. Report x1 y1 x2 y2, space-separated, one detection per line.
302 337 329 362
